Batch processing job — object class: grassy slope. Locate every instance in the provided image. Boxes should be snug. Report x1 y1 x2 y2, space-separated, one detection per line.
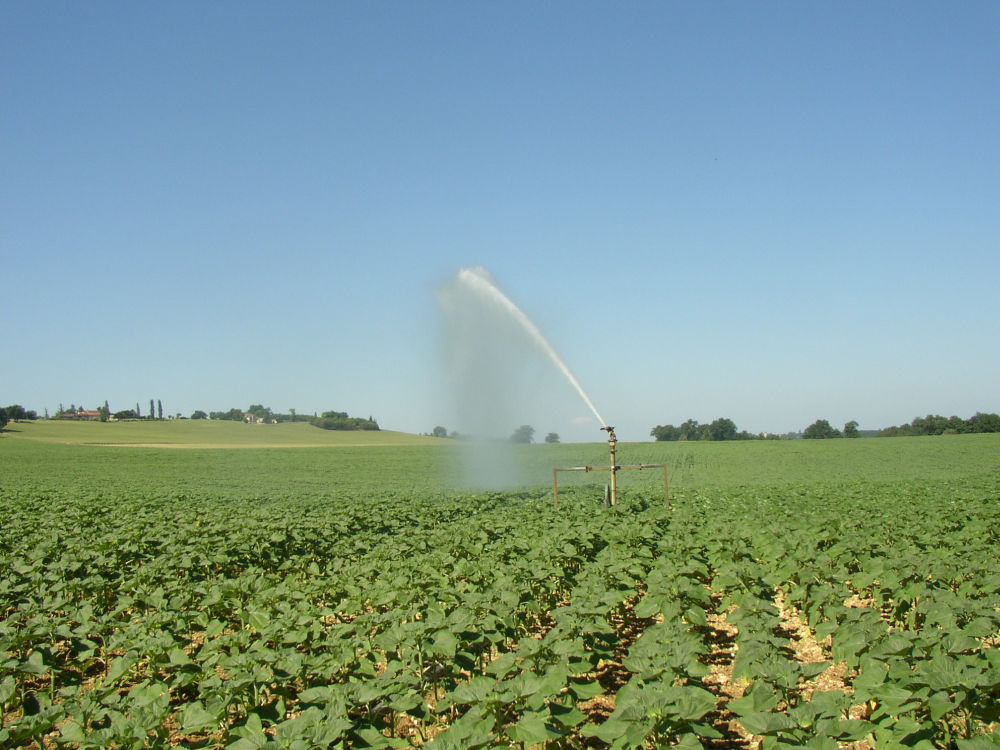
1 418 442 447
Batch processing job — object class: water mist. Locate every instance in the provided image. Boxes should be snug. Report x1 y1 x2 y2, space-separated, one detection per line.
438 266 606 488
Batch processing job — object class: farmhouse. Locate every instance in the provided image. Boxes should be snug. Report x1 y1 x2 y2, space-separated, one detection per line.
57 410 102 420
243 413 277 424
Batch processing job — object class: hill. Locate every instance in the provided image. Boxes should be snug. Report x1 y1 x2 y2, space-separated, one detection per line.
0 419 441 448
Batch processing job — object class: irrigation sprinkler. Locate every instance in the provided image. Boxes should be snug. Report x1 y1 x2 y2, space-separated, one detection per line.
552 426 669 508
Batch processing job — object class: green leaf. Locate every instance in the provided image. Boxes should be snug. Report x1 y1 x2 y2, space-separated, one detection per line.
246 609 270 631
0 675 15 704
673 686 717 721
827 719 877 742
568 676 604 700
507 711 562 744
684 606 709 627
181 701 219 733
18 650 47 675
739 711 797 736
957 730 1000 750
430 629 459 655
927 691 958 722
168 646 191 665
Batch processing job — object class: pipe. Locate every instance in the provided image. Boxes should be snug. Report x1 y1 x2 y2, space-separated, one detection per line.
602 426 618 506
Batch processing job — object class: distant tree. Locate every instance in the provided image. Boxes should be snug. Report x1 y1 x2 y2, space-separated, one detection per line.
246 404 274 423
3 405 28 423
289 408 296 422
99 401 110 422
136 402 141 418
510 425 535 444
803 419 841 439
114 409 138 420
0 407 7 430
431 425 448 438
650 424 681 441
843 420 859 438
544 432 560 444
208 408 244 421
157 400 163 420
309 411 379 431
149 400 155 420
191 410 208 420
678 418 706 441
966 411 1000 433
708 417 738 442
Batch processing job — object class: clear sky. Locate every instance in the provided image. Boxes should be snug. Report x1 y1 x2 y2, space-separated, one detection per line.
3 2 998 442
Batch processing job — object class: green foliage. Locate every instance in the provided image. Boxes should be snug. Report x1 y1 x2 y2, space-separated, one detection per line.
1 435 999 748
1 404 35 428
880 412 1000 437
803 418 841 439
509 424 535 443
544 432 560 444
651 417 758 441
210 408 246 421
309 410 380 431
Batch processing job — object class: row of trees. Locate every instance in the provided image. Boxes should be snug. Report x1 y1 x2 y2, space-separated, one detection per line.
802 419 859 439
54 400 166 421
655 413 1000 441
650 418 777 442
310 411 380 431
1 404 39 429
194 405 379 431
427 425 560 443
509 425 560 444
878 412 1000 437
197 406 310 423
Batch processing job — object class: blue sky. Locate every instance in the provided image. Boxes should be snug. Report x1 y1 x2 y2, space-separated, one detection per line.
3 2 998 441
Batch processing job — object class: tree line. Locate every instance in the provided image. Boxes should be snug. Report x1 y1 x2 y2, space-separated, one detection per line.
195 405 379 431
309 411 380 431
877 412 1000 437
653 413 1000 441
426 425 560 443
650 418 778 442
0 404 39 429
1 401 379 432
48 400 166 421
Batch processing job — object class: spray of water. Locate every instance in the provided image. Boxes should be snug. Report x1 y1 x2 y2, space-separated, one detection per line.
437 266 606 488
453 266 606 428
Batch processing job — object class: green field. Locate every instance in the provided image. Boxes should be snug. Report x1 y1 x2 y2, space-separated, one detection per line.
2 425 999 748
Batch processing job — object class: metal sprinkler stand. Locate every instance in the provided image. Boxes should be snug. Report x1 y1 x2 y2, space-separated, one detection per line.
552 426 669 509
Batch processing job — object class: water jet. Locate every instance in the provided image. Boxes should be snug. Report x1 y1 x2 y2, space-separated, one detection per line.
442 266 668 504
